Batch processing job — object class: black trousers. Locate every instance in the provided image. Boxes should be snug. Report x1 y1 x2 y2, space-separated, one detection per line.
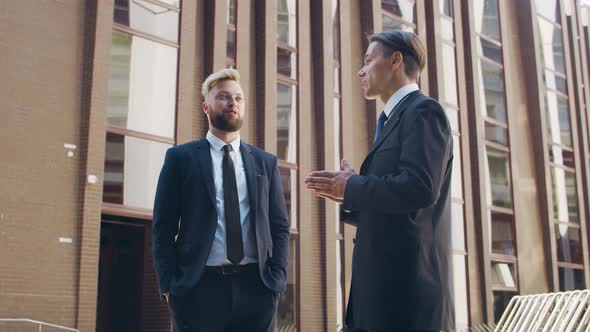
168 264 278 332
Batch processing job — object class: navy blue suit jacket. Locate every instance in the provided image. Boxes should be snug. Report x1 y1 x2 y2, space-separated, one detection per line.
152 139 290 297
342 91 455 330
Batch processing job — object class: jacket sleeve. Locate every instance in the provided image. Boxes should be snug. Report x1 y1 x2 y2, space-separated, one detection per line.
342 100 452 214
152 148 181 295
268 156 290 288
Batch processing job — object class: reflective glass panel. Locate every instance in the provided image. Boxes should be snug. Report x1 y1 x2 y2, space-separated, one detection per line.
479 60 506 123
493 291 517 323
103 132 172 209
228 0 236 25
451 201 465 252
474 0 501 41
545 92 572 147
551 167 579 223
544 70 568 94
441 16 454 41
278 0 297 46
549 144 575 168
227 28 236 63
491 211 515 255
113 0 179 43
453 254 469 329
555 224 583 264
442 43 458 107
538 18 566 74
277 237 298 329
451 136 463 199
491 262 516 288
479 38 503 63
536 0 561 23
486 148 512 208
278 48 296 79
382 14 414 32
485 121 508 145
277 83 297 162
559 267 585 291
381 0 415 23
441 0 453 17
108 30 178 139
280 167 298 230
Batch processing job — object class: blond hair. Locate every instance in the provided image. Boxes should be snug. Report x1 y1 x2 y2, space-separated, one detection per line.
201 68 241 99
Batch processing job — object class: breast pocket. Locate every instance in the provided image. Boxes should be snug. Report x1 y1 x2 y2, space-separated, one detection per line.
371 144 401 174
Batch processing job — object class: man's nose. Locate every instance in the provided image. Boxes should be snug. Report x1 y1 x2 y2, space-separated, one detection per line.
358 68 365 77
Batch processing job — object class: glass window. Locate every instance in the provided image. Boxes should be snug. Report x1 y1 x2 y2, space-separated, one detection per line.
382 14 414 32
451 138 463 199
278 0 297 46
485 122 508 145
278 48 296 79
474 0 501 41
277 83 297 163
228 0 236 25
451 201 465 252
440 17 454 41
280 167 298 230
108 30 178 139
113 0 179 43
493 291 517 322
544 70 568 95
549 144 575 168
442 43 458 107
227 29 236 63
485 148 512 209
479 60 506 123
453 254 469 329
555 224 583 264
536 0 561 23
446 108 459 133
478 38 503 63
558 267 585 291
381 0 415 23
545 92 572 147
491 262 516 288
103 133 172 209
491 211 515 256
441 0 453 17
551 167 579 223
538 19 566 74
277 237 297 329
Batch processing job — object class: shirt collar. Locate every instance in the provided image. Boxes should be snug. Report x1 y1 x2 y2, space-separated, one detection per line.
383 83 419 119
206 131 241 152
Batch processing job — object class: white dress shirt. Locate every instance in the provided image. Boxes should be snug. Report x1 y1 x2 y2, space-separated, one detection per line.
383 83 419 124
205 131 257 266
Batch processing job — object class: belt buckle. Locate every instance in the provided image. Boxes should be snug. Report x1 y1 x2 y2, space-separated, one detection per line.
221 264 238 275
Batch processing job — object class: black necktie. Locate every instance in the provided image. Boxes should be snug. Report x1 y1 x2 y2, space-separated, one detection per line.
222 144 244 265
374 111 388 143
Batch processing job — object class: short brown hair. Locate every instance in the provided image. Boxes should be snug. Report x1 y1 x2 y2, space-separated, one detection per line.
369 30 426 80
201 68 241 99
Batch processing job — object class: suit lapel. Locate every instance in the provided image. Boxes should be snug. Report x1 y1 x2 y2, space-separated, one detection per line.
360 91 422 174
195 139 216 206
240 142 258 218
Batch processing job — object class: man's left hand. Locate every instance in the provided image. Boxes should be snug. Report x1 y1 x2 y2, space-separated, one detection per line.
304 160 357 203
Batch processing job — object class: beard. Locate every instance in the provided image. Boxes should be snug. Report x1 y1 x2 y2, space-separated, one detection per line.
209 109 243 132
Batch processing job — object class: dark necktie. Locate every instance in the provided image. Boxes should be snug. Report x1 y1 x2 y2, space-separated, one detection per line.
222 144 244 265
373 111 388 143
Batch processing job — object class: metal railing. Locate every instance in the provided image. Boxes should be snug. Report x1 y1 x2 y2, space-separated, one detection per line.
494 289 590 332
0 318 79 332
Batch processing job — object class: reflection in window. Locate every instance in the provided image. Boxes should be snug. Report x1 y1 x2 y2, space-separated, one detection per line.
480 61 506 123
479 38 503 63
113 0 179 43
474 0 500 41
493 291 517 323
486 148 512 209
555 224 583 264
108 30 178 139
280 167 298 230
491 262 516 288
278 48 296 78
491 211 515 255
103 133 171 209
558 267 585 291
485 122 508 145
551 167 579 223
277 83 297 163
226 0 236 66
381 0 415 23
278 0 296 46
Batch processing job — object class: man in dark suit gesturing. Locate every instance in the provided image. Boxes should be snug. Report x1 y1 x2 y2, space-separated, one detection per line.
305 30 455 332
153 68 289 331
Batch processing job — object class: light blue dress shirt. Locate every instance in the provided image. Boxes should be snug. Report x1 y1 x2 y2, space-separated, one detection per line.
205 131 257 266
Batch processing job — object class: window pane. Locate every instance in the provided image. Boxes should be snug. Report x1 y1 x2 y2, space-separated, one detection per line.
452 254 469 330
478 38 503 63
442 43 458 107
493 291 517 323
228 0 236 25
450 136 463 199
278 48 296 79
280 167 298 230
108 30 178 139
545 92 572 147
558 267 585 291
544 70 568 94
445 108 459 133
113 0 179 43
103 133 171 209
549 144 575 168
491 262 516 288
486 148 513 209
227 29 236 63
277 237 297 329
551 167 579 223
555 224 583 264
474 0 501 41
536 0 561 23
382 14 414 32
277 83 297 163
441 16 454 41
440 0 453 17
451 202 465 252
332 0 340 61
479 61 506 123
381 0 415 24
538 19 566 74
491 211 515 256
278 0 297 46
485 122 508 145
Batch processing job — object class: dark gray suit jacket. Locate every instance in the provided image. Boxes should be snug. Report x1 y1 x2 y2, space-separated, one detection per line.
342 91 455 330
152 139 290 297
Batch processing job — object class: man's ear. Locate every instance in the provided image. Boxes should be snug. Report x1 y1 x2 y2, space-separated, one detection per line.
202 101 208 113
